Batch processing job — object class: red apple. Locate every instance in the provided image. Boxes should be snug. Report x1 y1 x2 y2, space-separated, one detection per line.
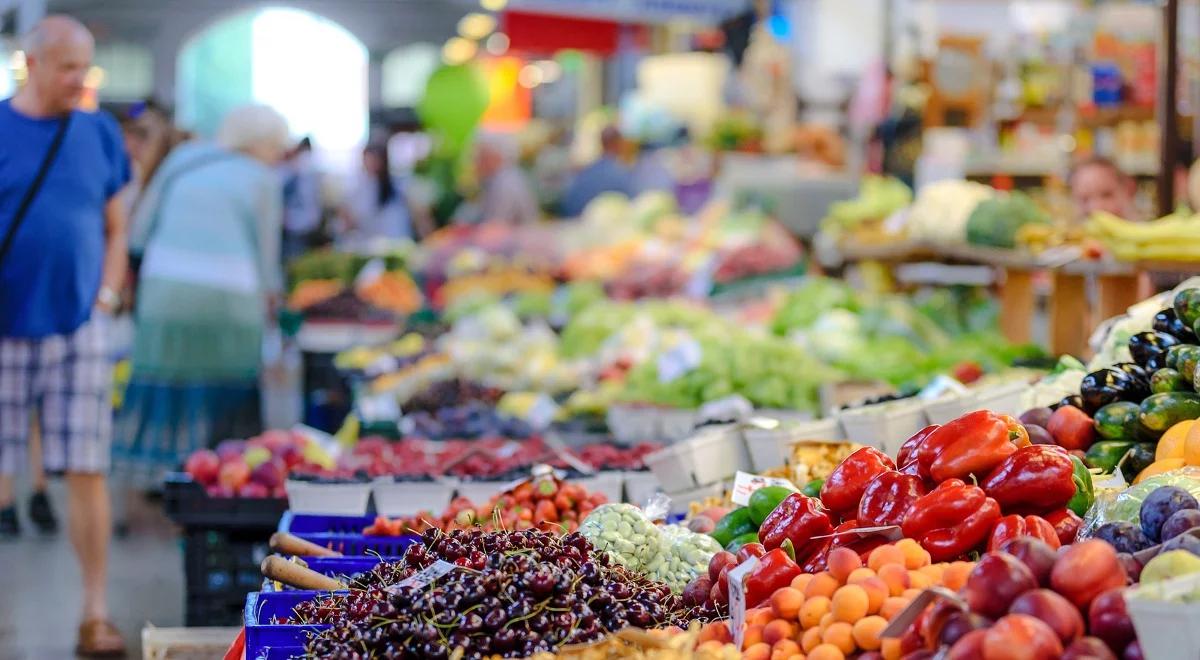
708 551 737 582
682 576 712 607
963 552 1038 619
1047 406 1096 451
1009 589 1084 644
983 614 1064 660
938 611 991 648
923 598 967 648
1088 588 1135 652
259 429 292 454
1123 640 1143 660
999 536 1058 587
1062 636 1118 660
184 449 221 486
946 629 988 660
279 445 304 470
1051 540 1127 610
218 457 251 490
271 485 287 499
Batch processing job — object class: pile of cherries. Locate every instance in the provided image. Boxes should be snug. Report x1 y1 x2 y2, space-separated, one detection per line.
294 528 703 659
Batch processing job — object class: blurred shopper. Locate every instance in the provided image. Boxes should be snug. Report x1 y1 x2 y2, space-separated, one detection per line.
338 142 424 241
630 141 676 197
116 106 288 486
280 136 323 259
470 132 539 224
560 125 632 217
1069 155 1139 220
0 15 131 656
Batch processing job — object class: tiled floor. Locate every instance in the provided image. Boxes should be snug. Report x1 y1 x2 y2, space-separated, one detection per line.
0 482 185 660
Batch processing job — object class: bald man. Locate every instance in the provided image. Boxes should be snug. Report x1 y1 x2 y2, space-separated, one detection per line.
0 15 130 656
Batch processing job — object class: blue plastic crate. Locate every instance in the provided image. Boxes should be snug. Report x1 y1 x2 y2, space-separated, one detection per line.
251 647 305 660
295 532 418 557
244 591 330 657
277 512 377 535
260 556 382 592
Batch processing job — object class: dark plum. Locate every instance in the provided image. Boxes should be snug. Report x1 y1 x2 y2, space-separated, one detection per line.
1140 486 1199 542
1160 509 1200 541
1094 521 1150 553
1025 424 1055 445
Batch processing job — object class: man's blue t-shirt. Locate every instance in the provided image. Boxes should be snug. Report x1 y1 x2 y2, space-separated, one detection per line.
0 100 130 338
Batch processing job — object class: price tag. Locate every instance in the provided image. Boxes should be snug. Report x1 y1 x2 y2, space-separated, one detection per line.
880 586 965 639
684 254 718 299
730 471 799 506
727 557 759 651
918 375 969 400
387 560 457 593
811 525 905 542
357 393 401 423
657 337 702 383
364 354 400 377
353 257 387 290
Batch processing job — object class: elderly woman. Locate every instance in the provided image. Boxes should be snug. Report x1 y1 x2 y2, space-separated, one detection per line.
115 105 288 480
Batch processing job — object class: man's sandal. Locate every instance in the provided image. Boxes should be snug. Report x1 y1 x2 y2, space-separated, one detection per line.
76 619 126 658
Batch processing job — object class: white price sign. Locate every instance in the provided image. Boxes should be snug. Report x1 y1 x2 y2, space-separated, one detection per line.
727 557 759 651
657 337 702 383
729 471 799 506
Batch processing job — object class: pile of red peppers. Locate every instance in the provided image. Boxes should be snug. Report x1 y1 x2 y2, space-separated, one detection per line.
737 411 1091 577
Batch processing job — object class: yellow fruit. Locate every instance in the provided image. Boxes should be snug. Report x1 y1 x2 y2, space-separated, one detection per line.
1157 421 1194 460
1185 423 1200 465
1135 458 1187 484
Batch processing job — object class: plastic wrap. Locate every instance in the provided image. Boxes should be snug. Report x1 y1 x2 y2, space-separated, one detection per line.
1081 467 1200 538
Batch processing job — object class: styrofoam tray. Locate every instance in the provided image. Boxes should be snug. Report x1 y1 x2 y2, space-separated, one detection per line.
922 392 977 425
606 404 662 445
744 417 844 472
1126 572 1200 660
658 408 699 442
284 480 371 516
972 381 1028 417
371 478 458 517
688 424 751 485
623 471 660 507
643 442 699 493
570 471 625 503
838 398 929 458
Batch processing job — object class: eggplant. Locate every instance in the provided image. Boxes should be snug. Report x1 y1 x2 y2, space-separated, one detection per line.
1113 362 1150 384
1129 331 1182 367
1052 394 1085 411
1153 308 1198 343
1146 353 1168 371
1080 367 1143 414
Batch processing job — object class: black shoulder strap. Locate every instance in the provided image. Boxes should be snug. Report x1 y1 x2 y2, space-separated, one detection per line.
0 112 72 268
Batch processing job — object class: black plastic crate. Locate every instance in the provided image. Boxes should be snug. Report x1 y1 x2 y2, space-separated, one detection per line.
163 473 288 529
183 528 272 626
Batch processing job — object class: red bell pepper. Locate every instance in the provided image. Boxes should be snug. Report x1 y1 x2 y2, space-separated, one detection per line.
801 536 833 573
917 410 1030 482
987 514 1061 551
897 424 939 470
901 478 1001 562
819 446 895 519
736 542 767 563
980 445 1076 514
1043 508 1083 546
857 471 926 527
758 493 833 558
744 548 803 607
830 519 893 559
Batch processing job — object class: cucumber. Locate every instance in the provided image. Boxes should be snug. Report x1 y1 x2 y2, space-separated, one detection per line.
1085 440 1135 473
1094 401 1140 440
1138 392 1200 433
1181 348 1200 384
1151 368 1189 393
1166 344 1199 370
1174 288 1200 328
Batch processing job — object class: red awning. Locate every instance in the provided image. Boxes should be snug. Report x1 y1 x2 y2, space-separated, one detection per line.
502 11 647 56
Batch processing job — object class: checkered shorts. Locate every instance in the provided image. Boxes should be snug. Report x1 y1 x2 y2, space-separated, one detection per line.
0 314 112 475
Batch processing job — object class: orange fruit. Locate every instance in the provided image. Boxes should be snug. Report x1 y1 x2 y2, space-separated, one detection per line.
799 596 831 630
744 624 765 647
804 572 839 600
1158 420 1194 460
801 626 823 652
827 547 863 583
895 538 931 569
867 545 905 571
749 608 775 626
771 639 802 660
808 643 846 660
879 596 910 621
764 620 797 646
1135 458 1187 484
771 587 805 620
857 577 888 614
877 563 909 596
880 637 902 660
901 588 923 600
831 584 870 622
907 570 932 590
846 567 877 585
852 615 889 651
743 642 771 660
819 612 836 630
791 573 815 592
941 562 973 591
822 621 856 655
1185 422 1200 465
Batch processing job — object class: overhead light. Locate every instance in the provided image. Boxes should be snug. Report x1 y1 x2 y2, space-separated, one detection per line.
457 12 496 40
481 0 507 10
517 63 543 88
443 37 478 65
485 32 510 56
535 59 561 83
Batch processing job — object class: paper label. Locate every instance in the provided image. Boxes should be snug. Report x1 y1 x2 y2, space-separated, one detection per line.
730 471 799 506
354 257 387 290
364 354 400 377
387 560 457 593
880 586 965 639
684 254 718 299
727 557 759 651
526 393 560 430
918 375 969 400
657 337 702 383
356 393 401 423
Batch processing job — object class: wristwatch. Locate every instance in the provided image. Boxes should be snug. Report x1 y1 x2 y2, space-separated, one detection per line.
97 286 119 309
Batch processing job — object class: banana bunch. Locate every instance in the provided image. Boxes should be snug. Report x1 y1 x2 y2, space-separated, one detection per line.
1086 211 1200 261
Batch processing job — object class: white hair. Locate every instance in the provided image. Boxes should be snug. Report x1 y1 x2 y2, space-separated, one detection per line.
22 15 92 57
217 104 290 154
476 131 518 164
